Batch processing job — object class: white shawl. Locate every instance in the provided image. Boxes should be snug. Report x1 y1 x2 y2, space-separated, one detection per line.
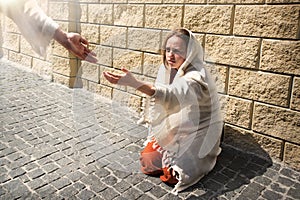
0 0 59 56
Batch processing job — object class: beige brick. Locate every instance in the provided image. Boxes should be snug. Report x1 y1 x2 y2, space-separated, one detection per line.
224 124 282 160
81 79 89 90
49 2 69 20
51 57 77 76
205 63 227 94
86 81 97 93
3 33 20 52
5 18 19 33
101 0 126 3
129 0 161 2
164 0 184 3
52 22 69 57
284 142 300 171
266 0 300 3
58 21 69 32
128 28 161 53
8 52 32 68
205 35 260 68
20 38 38 57
90 82 112 99
292 77 300 111
253 103 300 144
114 4 144 27
52 73 72 87
229 69 290 107
113 48 143 74
32 58 53 80
224 96 252 128
184 5 232 34
145 5 182 29
69 1 84 23
77 4 88 22
261 40 300 76
88 4 113 24
36 0 48 11
162 30 172 43
143 53 161 78
129 94 143 114
184 0 206 3
208 0 264 3
81 62 100 83
194 33 205 46
100 26 127 48
234 5 300 39
52 40 69 58
80 24 99 44
53 74 80 88
96 45 113 67
218 94 228 118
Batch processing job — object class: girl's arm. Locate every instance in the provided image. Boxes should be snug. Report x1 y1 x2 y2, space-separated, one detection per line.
103 68 156 96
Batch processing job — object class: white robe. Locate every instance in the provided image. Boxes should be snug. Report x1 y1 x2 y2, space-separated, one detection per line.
147 29 223 193
0 0 59 56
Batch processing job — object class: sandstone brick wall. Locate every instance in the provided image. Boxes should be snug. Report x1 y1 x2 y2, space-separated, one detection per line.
0 0 299 170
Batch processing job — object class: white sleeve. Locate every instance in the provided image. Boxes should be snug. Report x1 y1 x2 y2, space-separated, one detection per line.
0 0 59 56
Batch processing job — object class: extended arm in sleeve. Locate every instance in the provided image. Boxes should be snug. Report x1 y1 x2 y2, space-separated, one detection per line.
1 0 59 56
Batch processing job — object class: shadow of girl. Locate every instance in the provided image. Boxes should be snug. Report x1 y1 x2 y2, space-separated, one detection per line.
179 125 273 199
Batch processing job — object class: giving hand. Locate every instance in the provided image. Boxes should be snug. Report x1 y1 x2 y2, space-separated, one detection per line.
54 29 98 63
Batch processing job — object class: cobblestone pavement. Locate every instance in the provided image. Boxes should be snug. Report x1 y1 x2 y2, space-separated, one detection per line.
0 59 299 200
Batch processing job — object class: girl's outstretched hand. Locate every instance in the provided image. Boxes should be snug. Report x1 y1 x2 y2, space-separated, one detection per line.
103 68 156 96
103 68 138 88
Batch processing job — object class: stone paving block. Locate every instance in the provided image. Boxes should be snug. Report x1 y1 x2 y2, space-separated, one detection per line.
114 180 131 193
26 177 47 190
42 162 60 174
73 182 86 191
76 189 96 199
136 180 155 192
270 182 286 194
51 177 72 190
36 184 57 198
262 189 283 200
288 183 300 199
120 187 144 199
0 174 10 184
59 185 80 198
277 175 295 187
8 167 26 179
149 185 168 198
102 175 118 186
100 187 120 199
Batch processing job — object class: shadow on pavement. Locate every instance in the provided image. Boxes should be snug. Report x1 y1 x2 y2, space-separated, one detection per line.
177 125 274 199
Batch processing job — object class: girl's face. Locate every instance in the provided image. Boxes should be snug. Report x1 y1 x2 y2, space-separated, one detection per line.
165 36 187 70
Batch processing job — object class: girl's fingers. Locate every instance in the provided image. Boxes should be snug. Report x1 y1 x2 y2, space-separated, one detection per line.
106 72 120 79
121 67 129 73
103 72 122 84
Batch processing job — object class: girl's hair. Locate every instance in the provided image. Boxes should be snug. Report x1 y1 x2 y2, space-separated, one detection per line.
161 28 190 67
